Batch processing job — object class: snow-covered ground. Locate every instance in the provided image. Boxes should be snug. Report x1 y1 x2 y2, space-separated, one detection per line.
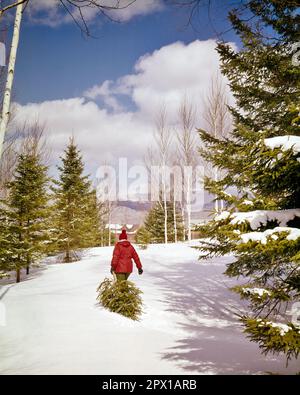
0 242 298 375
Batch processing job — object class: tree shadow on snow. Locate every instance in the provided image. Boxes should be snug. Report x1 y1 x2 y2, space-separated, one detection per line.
0 265 48 286
0 249 91 287
146 254 299 375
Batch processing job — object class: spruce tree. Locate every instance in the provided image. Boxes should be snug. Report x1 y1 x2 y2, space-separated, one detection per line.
0 205 12 278
1 153 49 282
135 226 151 249
97 278 143 321
81 188 117 248
143 201 184 243
52 139 99 262
80 189 102 248
197 1 300 361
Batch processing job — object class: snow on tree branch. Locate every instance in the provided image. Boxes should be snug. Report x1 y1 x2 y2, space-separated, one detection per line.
217 209 300 230
264 135 300 155
239 227 300 244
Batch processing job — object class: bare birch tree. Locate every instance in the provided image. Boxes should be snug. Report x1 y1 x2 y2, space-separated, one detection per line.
0 132 18 198
96 161 116 247
170 156 182 244
0 119 49 197
202 74 232 212
20 121 51 162
0 2 24 160
173 190 177 243
154 106 172 244
106 199 115 247
177 97 197 242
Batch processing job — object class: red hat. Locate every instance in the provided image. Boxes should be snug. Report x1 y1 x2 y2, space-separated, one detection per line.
119 229 128 240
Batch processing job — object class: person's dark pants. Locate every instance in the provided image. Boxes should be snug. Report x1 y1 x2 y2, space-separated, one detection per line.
116 273 130 281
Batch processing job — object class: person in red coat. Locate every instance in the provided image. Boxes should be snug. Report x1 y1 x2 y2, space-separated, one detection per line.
111 229 143 281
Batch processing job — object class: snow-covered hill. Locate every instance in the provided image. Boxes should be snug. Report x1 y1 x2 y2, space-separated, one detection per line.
0 243 298 375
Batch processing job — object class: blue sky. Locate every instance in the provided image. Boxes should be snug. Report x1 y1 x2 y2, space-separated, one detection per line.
4 0 241 180
12 1 237 105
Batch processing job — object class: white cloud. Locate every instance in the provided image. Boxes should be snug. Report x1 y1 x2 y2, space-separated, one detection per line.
13 98 153 172
84 80 124 112
127 40 227 119
26 0 163 27
84 40 234 121
14 40 235 175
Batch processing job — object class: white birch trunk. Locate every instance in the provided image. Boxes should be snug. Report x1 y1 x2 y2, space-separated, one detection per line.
220 198 224 211
181 201 186 241
173 191 177 243
213 119 219 213
214 200 219 212
163 166 168 244
0 3 23 160
186 173 192 242
108 208 111 247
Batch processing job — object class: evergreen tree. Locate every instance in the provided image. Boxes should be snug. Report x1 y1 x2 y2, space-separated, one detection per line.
97 278 143 321
0 205 13 278
52 139 97 262
143 201 184 243
0 153 49 282
197 1 300 361
135 226 151 249
80 189 102 248
79 189 116 248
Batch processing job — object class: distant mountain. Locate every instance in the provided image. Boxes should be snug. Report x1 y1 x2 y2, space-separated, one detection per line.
117 199 214 211
117 200 151 211
110 198 215 225
111 205 148 225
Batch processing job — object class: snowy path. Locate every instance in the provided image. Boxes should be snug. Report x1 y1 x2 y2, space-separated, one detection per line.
0 243 298 375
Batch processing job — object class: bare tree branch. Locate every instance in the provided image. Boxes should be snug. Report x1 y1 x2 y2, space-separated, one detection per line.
152 105 173 244
0 0 139 37
20 120 51 164
0 0 28 17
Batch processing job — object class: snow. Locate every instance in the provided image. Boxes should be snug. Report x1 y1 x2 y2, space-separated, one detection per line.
258 316 300 334
222 191 233 197
240 227 300 244
105 224 136 230
264 135 300 155
214 209 300 230
241 288 271 298
242 200 254 206
214 211 231 221
106 224 123 230
269 323 291 336
230 209 300 230
256 319 296 336
0 243 298 375
264 322 293 336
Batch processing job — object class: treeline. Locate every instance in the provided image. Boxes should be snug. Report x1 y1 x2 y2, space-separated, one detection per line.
0 133 113 283
134 86 231 246
135 201 185 247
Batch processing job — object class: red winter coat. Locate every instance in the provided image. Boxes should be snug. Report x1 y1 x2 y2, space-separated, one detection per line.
111 240 142 273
